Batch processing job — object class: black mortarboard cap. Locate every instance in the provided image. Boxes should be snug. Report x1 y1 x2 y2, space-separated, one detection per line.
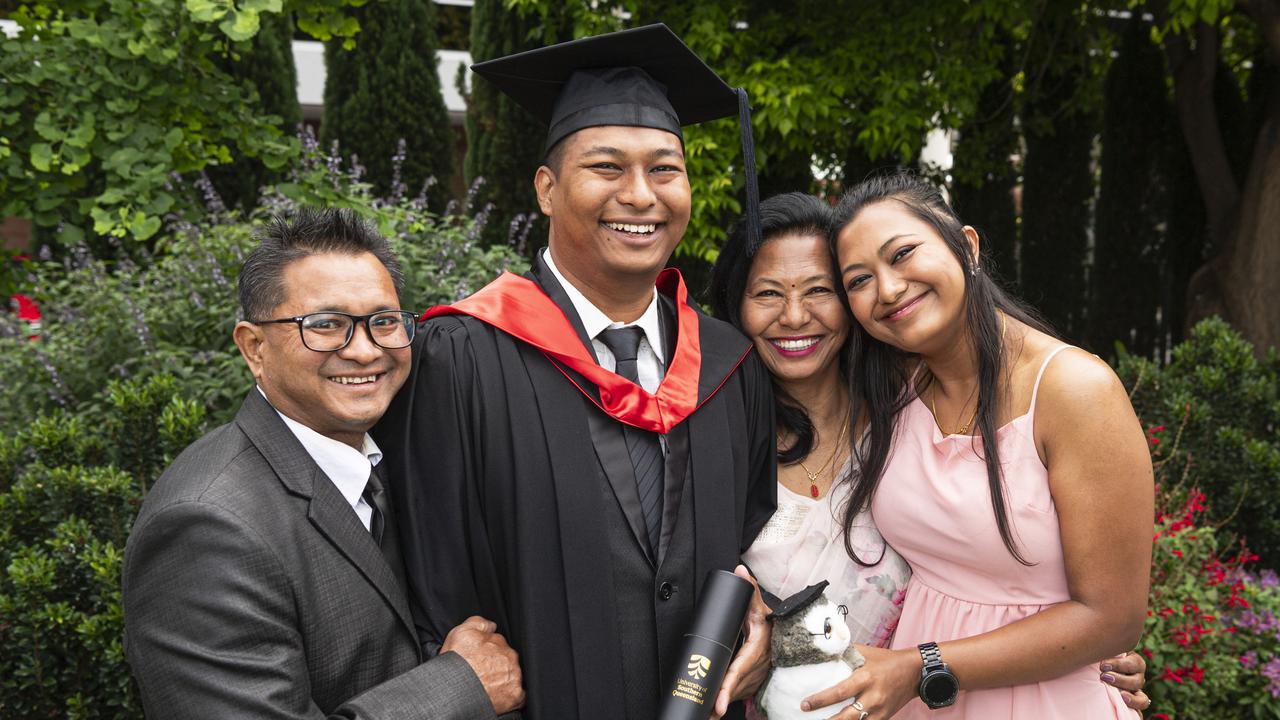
760 580 831 619
471 23 762 251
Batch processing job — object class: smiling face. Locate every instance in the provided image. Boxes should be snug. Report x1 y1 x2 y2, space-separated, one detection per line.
834 200 978 356
233 251 410 448
535 125 691 290
739 233 849 387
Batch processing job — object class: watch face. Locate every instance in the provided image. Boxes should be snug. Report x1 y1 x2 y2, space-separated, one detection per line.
922 672 958 706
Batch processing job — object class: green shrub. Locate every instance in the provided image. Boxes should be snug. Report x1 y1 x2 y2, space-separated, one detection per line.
1125 320 1280 718
0 374 204 718
1117 317 1280 560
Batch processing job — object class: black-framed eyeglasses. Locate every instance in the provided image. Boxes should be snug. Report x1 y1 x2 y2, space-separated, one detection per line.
810 605 850 639
248 310 417 352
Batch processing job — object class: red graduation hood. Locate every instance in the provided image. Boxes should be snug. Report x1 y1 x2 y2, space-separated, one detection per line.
422 268 707 434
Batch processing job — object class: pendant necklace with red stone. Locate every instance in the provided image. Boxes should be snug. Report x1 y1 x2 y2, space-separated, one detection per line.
798 418 849 498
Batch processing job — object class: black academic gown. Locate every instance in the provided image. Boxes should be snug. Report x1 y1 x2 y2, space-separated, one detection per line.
376 255 777 720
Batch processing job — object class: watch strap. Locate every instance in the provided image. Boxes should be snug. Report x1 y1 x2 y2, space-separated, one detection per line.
918 641 944 668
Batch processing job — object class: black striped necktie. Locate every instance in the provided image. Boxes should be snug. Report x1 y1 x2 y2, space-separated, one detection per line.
597 326 664 554
362 465 407 591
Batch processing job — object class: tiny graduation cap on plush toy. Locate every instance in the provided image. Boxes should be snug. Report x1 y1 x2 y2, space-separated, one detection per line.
757 581 866 720
471 22 763 250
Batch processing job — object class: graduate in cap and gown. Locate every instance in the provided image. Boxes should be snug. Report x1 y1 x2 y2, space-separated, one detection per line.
374 23 776 720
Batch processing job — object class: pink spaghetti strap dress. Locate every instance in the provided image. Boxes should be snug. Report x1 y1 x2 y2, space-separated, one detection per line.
871 346 1137 718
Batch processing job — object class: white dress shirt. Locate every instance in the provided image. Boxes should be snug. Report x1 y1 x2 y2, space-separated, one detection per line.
543 249 666 394
258 387 383 533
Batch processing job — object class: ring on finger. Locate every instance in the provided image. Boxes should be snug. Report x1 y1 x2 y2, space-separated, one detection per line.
859 712 869 720
852 699 865 711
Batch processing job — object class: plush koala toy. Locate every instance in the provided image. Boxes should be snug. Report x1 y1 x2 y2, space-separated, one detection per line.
756 581 865 720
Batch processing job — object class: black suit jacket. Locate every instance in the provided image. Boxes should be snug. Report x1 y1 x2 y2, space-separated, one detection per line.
123 390 495 719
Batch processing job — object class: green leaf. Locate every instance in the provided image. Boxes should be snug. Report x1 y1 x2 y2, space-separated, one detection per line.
133 214 162 241
98 188 127 205
242 0 283 12
66 124 97 149
34 111 62 142
163 127 184 151
35 191 63 211
90 206 116 234
186 0 230 23
219 10 261 42
30 143 53 172
57 223 85 244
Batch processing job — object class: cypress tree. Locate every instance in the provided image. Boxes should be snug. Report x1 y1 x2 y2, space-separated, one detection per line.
1089 18 1168 358
322 0 455 209
1019 9 1098 341
464 0 557 248
207 11 301 212
951 30 1018 284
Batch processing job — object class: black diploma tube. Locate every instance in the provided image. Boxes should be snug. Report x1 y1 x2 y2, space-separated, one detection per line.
658 569 754 720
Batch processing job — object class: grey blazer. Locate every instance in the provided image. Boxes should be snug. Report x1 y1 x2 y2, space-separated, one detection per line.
123 390 494 719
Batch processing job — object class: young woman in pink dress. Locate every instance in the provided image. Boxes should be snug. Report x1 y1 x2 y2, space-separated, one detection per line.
794 171 1153 719
708 191 1151 718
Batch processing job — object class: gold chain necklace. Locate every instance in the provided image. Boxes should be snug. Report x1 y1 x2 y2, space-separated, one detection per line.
928 312 1006 437
931 387 979 436
797 419 849 498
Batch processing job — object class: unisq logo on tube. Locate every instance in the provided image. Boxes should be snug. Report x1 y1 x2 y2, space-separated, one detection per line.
687 654 712 679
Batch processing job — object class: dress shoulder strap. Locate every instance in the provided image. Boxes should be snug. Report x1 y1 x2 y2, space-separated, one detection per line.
1028 345 1074 417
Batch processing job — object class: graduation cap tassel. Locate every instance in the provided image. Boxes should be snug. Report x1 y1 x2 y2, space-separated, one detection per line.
735 87 763 252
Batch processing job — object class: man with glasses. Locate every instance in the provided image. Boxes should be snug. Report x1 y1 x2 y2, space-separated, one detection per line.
122 208 524 719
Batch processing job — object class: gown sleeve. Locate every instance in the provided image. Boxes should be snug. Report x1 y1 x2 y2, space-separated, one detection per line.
375 317 488 647
739 350 778 553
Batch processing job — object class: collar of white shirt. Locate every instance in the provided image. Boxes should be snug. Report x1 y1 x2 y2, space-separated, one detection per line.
542 248 666 364
257 387 382 522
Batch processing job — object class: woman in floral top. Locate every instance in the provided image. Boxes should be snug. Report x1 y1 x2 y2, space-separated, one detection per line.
710 193 1150 717
712 193 910 652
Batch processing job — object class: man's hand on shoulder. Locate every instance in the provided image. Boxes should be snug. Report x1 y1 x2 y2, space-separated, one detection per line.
442 616 526 715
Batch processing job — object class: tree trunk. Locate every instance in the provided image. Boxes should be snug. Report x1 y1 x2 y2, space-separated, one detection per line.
1171 2 1280 354
1221 109 1280 353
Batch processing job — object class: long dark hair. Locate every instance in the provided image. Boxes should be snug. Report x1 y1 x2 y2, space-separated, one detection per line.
708 192 837 465
831 170 1053 565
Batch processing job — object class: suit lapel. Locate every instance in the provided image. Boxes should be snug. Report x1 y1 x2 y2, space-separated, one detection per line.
234 391 418 646
657 292 677 371
585 408 655 566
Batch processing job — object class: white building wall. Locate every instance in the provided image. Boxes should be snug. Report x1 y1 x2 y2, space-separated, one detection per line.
294 41 472 125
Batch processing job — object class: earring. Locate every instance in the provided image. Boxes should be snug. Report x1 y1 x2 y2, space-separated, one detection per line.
971 264 979 276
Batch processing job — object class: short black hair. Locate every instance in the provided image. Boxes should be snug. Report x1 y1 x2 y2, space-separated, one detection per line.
542 137 568 175
238 207 404 321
